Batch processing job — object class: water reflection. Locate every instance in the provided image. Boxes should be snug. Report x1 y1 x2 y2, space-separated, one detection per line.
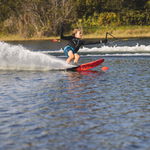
67 70 103 96
63 70 105 117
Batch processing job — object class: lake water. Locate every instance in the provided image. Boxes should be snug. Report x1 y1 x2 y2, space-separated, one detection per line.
0 38 150 150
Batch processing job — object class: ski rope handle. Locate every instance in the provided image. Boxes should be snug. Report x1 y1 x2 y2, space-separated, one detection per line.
105 32 119 45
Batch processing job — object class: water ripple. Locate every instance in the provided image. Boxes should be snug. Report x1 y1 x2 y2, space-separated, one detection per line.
0 57 150 149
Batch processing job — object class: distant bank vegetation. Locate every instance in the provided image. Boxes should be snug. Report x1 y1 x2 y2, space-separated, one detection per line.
0 0 150 39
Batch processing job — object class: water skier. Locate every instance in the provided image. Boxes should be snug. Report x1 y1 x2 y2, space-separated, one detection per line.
60 24 107 65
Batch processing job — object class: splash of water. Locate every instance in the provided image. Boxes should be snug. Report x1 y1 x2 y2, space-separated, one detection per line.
0 41 70 70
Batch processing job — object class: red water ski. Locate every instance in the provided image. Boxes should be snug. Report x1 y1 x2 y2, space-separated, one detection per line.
67 59 104 71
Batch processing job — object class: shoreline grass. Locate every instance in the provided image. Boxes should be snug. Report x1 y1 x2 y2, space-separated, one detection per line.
83 25 150 39
1 25 150 41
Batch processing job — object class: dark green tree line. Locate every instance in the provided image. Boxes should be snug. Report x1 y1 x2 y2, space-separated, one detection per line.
0 0 150 37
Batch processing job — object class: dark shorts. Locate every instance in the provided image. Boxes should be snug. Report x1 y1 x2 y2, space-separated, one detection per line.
64 46 76 58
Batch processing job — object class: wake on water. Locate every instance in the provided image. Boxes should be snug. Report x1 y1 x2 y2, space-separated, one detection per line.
43 43 150 57
0 41 71 71
1 41 150 71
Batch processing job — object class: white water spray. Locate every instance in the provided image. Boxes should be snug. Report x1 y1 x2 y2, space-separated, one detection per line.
0 41 70 70
43 43 150 55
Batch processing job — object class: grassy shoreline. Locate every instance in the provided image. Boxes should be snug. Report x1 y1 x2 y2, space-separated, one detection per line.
1 26 150 41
